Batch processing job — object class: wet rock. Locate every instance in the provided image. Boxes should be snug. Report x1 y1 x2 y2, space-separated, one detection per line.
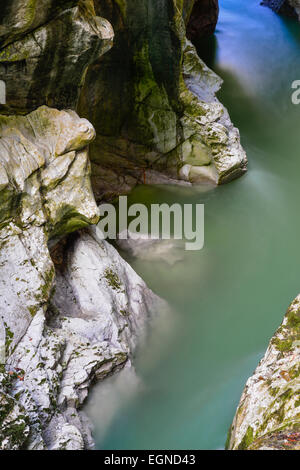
0 0 248 450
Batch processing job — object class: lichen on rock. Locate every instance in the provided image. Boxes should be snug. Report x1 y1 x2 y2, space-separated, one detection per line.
0 103 168 449
79 0 247 200
0 106 99 352
228 295 300 450
0 104 103 449
0 0 114 113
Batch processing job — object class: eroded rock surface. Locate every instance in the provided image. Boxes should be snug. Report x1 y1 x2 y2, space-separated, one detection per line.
79 0 247 200
116 230 185 266
0 0 114 113
0 105 98 448
0 105 166 449
186 0 219 43
228 295 300 450
0 106 99 352
0 228 166 450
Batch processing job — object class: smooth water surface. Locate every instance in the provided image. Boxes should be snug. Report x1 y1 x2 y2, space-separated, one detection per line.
87 0 300 449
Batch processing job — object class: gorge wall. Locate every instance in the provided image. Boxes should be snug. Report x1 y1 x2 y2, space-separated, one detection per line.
0 0 246 449
262 0 300 19
79 0 246 200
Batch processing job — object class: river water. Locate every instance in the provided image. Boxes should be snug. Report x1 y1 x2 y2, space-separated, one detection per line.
87 0 300 449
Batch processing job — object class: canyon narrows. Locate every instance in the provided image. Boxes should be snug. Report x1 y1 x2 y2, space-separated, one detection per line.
1 0 299 452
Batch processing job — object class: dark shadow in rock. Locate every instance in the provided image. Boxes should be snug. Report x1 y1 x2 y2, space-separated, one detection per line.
193 34 217 69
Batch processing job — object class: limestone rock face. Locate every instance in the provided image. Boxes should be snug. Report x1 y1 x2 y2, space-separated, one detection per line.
1 228 166 449
0 384 30 450
0 106 99 353
0 104 165 449
186 0 219 43
228 295 300 450
0 0 114 113
0 0 76 47
261 0 300 19
79 0 247 200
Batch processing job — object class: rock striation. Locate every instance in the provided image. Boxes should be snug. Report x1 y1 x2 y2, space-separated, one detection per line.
0 106 99 351
228 295 300 450
79 0 247 200
0 0 114 113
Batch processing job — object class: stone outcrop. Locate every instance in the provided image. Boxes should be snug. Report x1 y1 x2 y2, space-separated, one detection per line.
227 295 300 450
0 106 99 352
261 0 300 19
186 0 219 43
79 0 247 200
0 227 166 450
0 105 166 449
0 0 114 113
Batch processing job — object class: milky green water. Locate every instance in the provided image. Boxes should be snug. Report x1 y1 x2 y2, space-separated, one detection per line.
87 1 300 449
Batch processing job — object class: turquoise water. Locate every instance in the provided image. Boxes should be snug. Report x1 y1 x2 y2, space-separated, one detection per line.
87 1 300 449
